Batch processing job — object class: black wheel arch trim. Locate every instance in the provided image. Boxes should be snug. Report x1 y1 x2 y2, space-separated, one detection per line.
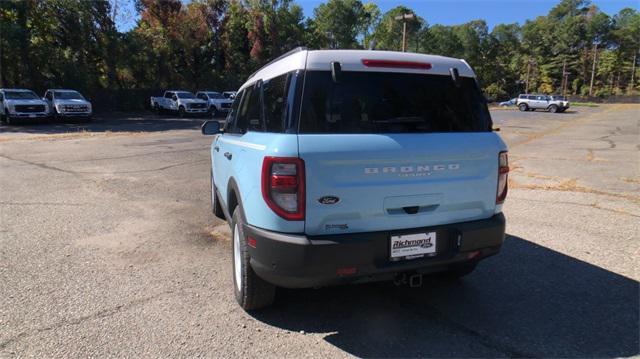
223 177 246 226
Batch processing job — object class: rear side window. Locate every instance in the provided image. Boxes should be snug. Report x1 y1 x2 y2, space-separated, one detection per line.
235 83 262 133
262 73 289 133
225 89 244 133
299 71 492 134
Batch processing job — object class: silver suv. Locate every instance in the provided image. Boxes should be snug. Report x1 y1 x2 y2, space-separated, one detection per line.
516 94 569 113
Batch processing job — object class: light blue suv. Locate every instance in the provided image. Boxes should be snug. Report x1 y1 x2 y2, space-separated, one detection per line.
202 48 509 310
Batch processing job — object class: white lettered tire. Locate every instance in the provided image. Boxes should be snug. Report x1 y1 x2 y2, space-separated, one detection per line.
231 207 275 310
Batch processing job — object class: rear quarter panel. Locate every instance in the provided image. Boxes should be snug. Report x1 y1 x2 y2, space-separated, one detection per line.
221 132 303 233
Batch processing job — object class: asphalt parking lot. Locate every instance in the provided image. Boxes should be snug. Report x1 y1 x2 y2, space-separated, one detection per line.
1 106 638 357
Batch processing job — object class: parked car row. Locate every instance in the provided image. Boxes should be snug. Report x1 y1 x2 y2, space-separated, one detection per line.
0 88 92 124
498 94 570 113
150 90 236 118
498 94 569 113
517 94 569 113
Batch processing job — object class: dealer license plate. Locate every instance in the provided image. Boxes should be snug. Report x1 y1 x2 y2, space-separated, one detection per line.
390 232 437 260
29 114 36 118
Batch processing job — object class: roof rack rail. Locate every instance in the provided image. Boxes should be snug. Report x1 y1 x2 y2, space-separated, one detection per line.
248 47 307 80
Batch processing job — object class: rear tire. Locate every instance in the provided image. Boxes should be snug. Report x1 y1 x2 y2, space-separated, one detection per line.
441 261 477 279
231 207 276 310
548 104 558 113
210 106 219 118
211 172 225 220
518 103 528 112
178 106 185 118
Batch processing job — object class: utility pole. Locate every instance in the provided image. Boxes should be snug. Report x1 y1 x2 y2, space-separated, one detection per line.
525 59 532 93
631 48 638 92
394 13 415 52
589 42 598 97
561 59 569 97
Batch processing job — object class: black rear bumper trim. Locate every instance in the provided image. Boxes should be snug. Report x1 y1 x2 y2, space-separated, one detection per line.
244 213 506 288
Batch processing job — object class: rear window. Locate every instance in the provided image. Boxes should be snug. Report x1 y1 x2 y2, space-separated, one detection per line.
299 71 492 134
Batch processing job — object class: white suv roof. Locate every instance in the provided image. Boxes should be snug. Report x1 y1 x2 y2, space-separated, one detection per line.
241 49 476 91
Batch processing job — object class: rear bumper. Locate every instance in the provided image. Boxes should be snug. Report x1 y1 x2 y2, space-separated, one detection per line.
245 213 506 288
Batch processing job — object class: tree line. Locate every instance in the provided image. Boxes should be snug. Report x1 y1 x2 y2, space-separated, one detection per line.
0 0 638 110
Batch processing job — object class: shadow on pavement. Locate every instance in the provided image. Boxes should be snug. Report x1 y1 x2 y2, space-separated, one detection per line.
251 235 639 358
0 112 223 135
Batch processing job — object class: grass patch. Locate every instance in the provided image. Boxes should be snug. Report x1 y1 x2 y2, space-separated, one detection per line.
571 102 599 107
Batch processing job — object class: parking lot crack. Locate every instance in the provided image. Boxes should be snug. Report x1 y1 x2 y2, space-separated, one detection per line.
0 201 90 207
58 146 207 164
0 154 79 176
0 291 175 350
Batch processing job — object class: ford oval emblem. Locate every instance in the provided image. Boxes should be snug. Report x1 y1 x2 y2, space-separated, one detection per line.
318 196 340 205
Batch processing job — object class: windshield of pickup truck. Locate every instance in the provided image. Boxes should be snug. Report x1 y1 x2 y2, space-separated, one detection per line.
299 71 492 133
207 92 224 99
54 91 84 100
176 92 196 99
4 91 39 100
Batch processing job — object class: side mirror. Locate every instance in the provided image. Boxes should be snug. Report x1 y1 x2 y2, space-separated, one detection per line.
202 120 221 135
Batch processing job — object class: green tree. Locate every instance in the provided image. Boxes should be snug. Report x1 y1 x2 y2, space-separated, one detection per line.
372 6 425 52
309 0 365 49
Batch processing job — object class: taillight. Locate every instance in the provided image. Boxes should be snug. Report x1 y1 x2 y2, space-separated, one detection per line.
496 151 509 204
261 157 305 221
361 59 432 70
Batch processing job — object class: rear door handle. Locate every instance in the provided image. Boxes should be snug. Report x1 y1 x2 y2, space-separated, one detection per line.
224 152 232 160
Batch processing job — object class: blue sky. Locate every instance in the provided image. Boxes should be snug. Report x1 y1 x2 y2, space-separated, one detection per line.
116 0 639 32
299 0 639 28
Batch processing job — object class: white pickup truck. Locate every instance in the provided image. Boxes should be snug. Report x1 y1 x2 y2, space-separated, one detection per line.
44 89 92 121
0 88 50 124
195 91 233 117
150 90 208 117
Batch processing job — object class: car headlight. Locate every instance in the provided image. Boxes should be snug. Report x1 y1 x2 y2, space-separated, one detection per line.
55 104 63 113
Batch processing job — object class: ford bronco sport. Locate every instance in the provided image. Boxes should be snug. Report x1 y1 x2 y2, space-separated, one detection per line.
202 48 508 310
517 94 569 113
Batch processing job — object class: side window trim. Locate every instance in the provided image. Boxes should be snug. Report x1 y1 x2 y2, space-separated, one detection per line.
225 89 245 135
259 79 267 132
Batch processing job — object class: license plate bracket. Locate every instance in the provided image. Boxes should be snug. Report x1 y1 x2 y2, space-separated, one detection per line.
390 231 437 261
